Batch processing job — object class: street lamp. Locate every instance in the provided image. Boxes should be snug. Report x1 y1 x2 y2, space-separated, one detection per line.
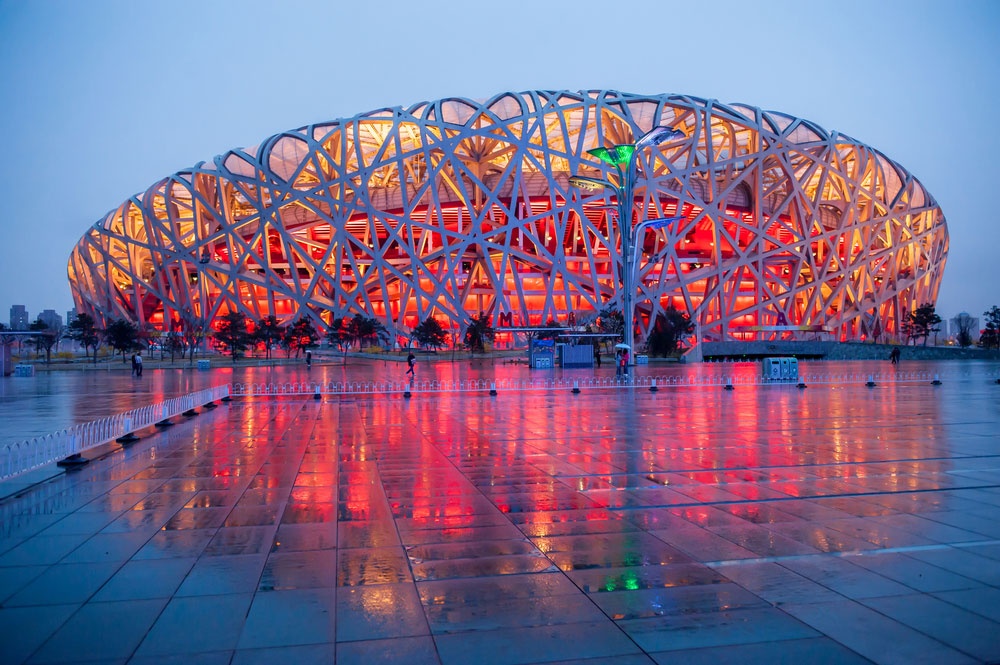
570 126 684 364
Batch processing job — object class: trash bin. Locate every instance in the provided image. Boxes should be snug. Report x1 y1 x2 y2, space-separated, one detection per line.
762 357 797 381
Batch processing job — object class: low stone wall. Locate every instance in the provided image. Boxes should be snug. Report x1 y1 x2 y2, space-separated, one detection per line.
699 341 1000 361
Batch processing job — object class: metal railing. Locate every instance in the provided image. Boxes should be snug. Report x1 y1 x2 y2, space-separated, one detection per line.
0 384 231 481
230 370 975 399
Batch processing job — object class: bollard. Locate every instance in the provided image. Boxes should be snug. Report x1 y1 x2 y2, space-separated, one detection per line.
56 434 88 468
489 382 497 396
931 374 942 385
649 379 658 393
314 385 321 400
572 380 580 394
797 380 807 389
117 417 139 444
724 377 734 391
57 453 90 469
404 385 411 399
866 375 876 387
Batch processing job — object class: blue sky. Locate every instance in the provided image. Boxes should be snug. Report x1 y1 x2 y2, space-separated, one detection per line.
1 0 997 324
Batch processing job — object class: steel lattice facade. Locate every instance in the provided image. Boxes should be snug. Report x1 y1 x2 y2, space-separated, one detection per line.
68 89 948 344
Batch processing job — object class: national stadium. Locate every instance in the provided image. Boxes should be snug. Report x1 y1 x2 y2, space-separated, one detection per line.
68 89 948 347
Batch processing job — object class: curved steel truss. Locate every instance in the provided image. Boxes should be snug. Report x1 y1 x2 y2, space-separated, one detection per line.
68 89 948 343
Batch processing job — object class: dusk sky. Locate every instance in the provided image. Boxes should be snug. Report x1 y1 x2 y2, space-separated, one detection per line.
1 0 997 325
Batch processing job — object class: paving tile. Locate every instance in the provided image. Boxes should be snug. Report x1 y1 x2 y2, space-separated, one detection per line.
777 556 913 600
336 635 440 665
567 561 726 594
861 593 1000 662
0 564 48 604
0 534 91 567
649 636 874 664
846 552 981 593
4 561 121 607
337 547 413 586
133 592 254 656
258 549 337 590
237 587 335 649
337 583 427 641
174 554 266 596
433 620 643 665
589 582 768 621
232 643 336 665
781 599 977 665
26 598 168 663
91 557 196 601
0 603 79 664
619 606 819 653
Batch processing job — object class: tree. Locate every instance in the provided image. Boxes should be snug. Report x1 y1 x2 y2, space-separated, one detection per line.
29 319 57 363
178 320 206 361
955 315 976 349
283 317 319 358
646 307 695 357
908 303 942 346
325 317 350 364
411 317 448 350
463 313 495 354
598 307 624 342
981 306 1000 350
535 318 564 341
213 311 252 362
162 332 185 362
104 319 139 361
65 313 102 363
254 315 284 360
348 315 389 349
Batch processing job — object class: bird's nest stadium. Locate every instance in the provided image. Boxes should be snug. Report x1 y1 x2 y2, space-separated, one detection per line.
68 89 948 347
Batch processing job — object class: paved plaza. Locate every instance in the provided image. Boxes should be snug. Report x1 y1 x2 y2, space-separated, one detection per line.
2 361 1000 664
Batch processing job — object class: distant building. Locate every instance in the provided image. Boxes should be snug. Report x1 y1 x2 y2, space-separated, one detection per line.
38 309 63 331
67 310 77 327
9 305 28 330
951 312 979 342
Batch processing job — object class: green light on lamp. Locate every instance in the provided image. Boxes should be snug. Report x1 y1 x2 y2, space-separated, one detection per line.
587 144 635 166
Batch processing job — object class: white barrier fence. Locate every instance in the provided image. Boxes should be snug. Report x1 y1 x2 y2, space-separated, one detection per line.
230 370 987 399
0 384 231 481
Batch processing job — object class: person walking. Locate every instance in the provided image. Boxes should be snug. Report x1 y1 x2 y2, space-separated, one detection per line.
131 353 138 376
890 346 900 365
615 349 622 378
135 352 143 377
593 343 601 368
406 351 416 378
306 350 312 368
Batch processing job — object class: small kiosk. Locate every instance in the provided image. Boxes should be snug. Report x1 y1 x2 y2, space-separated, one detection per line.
529 338 555 368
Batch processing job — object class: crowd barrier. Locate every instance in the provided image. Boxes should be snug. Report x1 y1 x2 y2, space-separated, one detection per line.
0 384 231 481
229 369 992 399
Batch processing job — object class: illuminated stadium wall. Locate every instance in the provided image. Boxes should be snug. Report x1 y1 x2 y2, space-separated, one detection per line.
68 89 948 345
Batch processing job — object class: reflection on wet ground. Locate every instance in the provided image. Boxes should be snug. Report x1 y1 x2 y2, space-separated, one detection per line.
1 359 1000 663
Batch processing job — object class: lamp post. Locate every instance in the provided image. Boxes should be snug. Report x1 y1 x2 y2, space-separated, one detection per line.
570 126 684 363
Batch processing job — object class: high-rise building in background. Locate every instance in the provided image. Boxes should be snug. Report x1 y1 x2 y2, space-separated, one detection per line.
9 305 29 330
66 310 77 327
951 312 979 342
38 309 63 331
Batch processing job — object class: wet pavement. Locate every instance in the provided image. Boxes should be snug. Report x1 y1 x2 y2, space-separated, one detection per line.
1 360 1000 663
